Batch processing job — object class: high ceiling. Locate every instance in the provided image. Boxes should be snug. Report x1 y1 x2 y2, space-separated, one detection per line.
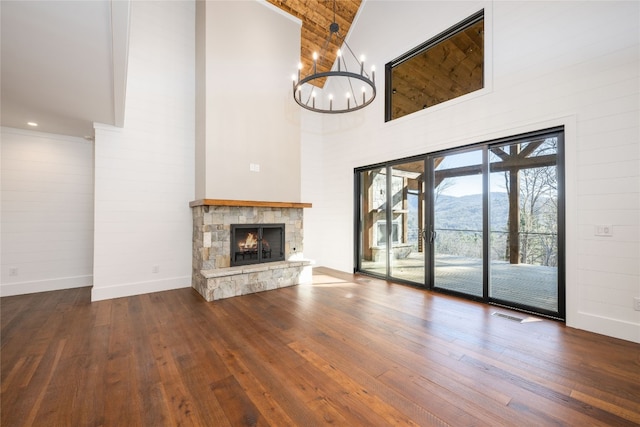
1 1 484 137
0 0 360 138
267 0 363 87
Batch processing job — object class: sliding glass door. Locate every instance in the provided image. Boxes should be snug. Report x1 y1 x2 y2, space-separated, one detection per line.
358 168 388 277
357 161 426 285
488 135 561 314
389 160 425 285
355 128 564 319
431 149 484 298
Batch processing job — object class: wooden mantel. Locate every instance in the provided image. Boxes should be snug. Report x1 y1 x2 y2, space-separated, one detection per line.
189 199 312 209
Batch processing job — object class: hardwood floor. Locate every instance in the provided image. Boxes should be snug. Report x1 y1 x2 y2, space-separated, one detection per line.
2 267 639 426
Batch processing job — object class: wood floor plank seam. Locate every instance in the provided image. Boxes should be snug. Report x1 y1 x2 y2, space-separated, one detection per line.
459 353 638 426
23 338 66 427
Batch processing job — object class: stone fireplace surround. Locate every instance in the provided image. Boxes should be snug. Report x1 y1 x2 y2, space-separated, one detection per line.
190 199 312 301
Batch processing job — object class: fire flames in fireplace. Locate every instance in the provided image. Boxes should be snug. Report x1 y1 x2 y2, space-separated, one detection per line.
236 232 271 258
239 232 258 250
231 224 284 266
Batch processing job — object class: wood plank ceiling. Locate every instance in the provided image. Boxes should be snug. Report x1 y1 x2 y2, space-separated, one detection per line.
390 20 484 120
266 0 362 88
267 1 484 120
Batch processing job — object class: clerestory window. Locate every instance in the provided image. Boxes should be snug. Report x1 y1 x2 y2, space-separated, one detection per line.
385 10 484 121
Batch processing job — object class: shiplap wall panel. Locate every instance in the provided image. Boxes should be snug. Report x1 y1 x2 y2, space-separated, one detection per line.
91 0 195 301
301 1 639 342
0 128 94 296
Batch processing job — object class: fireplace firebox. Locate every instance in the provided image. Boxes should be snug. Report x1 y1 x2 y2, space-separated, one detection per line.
230 223 285 266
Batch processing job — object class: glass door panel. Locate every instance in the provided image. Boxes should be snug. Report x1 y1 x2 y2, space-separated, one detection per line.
489 137 559 314
358 168 388 277
355 128 563 320
432 150 484 297
389 161 425 285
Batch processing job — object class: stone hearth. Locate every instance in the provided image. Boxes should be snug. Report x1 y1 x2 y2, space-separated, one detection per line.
190 199 312 301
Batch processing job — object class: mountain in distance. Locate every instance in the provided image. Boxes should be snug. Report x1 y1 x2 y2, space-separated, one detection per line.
408 192 510 231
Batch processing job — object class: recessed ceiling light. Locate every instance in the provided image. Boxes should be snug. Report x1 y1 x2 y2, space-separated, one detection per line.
27 122 38 127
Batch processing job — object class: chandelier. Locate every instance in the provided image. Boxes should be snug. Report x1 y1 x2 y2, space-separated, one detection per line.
292 1 376 114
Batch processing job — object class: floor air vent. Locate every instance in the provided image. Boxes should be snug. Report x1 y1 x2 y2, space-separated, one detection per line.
492 312 524 322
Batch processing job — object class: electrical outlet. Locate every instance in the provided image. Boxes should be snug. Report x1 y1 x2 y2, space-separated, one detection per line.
8 267 18 277
634 297 640 311
595 225 613 237
152 265 160 274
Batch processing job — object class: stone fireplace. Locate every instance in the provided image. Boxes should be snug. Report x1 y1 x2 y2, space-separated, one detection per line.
190 199 312 301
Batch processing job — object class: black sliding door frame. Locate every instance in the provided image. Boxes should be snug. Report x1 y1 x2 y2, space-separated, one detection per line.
355 157 429 286
354 127 565 320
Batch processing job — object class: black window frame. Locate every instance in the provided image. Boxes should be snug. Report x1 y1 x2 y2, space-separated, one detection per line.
353 126 566 321
385 10 485 122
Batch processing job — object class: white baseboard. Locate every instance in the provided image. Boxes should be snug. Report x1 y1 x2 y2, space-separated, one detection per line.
0 275 92 297
91 276 191 302
570 311 640 344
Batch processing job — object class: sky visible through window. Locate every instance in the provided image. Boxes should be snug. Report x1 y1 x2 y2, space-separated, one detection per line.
436 151 507 197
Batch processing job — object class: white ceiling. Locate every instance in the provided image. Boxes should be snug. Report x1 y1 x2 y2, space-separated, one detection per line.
1 0 129 138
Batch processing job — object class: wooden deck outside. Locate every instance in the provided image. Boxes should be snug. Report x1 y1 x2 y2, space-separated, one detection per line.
362 254 558 312
2 267 638 426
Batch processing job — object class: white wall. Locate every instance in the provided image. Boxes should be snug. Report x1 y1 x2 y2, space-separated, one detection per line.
0 127 94 296
91 0 195 301
301 1 640 343
196 0 302 202
300 112 326 264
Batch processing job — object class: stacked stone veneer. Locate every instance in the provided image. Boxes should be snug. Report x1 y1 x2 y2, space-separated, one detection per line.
191 205 312 301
